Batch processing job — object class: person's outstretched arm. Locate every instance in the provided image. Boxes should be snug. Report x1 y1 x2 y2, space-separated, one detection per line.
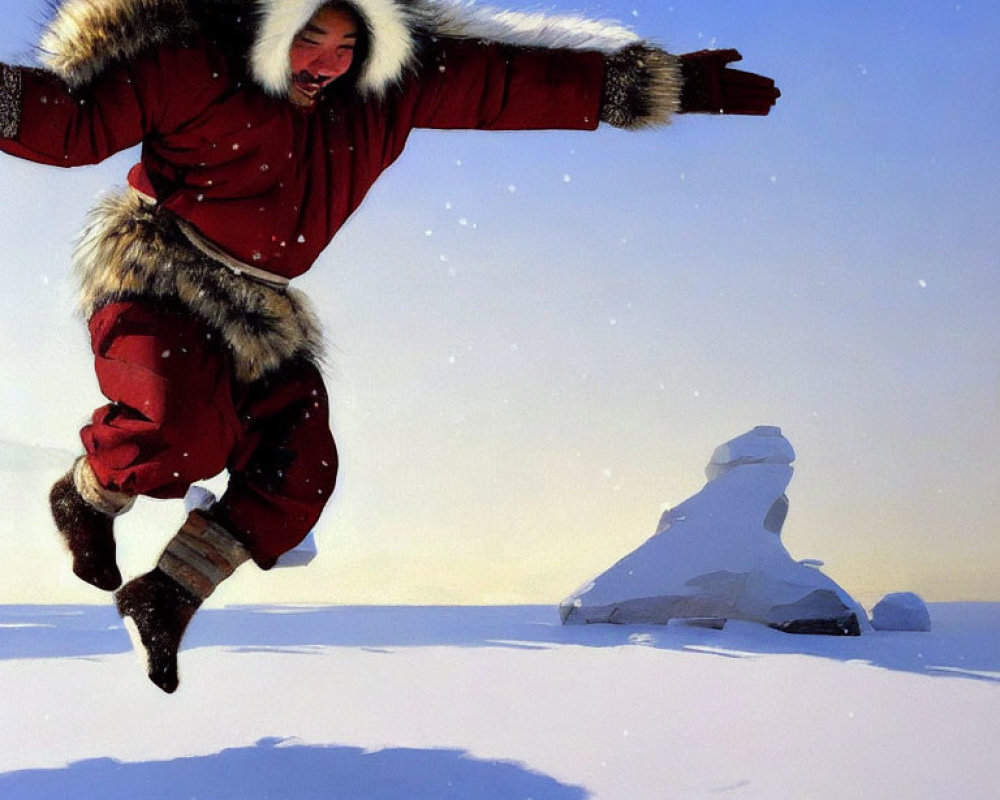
0 41 224 167
398 40 615 133
0 59 149 166
389 38 777 139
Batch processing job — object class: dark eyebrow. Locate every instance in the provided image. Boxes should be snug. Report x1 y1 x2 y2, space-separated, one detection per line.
303 22 358 37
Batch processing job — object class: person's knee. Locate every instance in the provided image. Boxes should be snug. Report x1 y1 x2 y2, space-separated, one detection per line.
89 363 240 492
266 362 338 498
289 428 338 519
161 401 241 484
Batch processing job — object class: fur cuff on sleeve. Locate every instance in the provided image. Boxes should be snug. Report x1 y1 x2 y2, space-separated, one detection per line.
600 43 681 130
0 64 22 139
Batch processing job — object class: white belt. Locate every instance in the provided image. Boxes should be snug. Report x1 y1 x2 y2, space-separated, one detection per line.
132 187 291 290
175 219 291 290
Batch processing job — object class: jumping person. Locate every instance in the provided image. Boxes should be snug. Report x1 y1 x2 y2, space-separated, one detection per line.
0 0 779 692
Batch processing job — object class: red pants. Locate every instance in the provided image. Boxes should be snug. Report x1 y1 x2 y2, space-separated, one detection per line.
81 301 338 568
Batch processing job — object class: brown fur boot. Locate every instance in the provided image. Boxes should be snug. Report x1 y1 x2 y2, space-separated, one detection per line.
115 568 201 694
115 509 250 693
49 459 134 591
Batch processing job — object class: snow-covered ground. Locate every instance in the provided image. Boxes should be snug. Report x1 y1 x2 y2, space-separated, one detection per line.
1 602 997 799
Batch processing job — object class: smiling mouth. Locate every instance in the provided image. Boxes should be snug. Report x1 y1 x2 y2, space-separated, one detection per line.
289 72 338 108
292 72 330 96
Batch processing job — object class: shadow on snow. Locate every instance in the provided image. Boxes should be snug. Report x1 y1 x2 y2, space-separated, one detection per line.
1 602 997 684
0 737 588 800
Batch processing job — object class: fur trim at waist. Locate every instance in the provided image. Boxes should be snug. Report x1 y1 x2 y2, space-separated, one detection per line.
73 189 324 383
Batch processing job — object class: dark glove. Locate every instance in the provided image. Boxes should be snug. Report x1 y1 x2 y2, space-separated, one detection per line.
679 49 780 115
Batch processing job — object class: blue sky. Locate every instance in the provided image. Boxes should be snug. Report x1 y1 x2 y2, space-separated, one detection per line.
0 0 997 605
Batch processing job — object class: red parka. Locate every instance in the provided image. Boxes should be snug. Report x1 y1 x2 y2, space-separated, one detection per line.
2 36 605 278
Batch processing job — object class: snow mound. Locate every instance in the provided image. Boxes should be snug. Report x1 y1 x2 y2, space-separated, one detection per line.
871 592 931 632
560 426 865 635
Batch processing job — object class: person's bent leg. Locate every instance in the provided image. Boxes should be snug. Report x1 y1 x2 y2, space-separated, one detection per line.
216 359 339 569
81 300 243 497
53 300 242 590
114 359 337 692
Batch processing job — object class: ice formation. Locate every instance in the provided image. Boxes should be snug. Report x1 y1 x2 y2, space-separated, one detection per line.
560 426 865 635
871 592 931 632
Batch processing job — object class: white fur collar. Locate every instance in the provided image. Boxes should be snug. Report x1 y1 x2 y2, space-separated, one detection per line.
252 0 641 97
251 0 419 97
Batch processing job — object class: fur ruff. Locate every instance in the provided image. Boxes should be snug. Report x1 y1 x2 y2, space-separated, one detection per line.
38 0 196 88
0 64 22 137
411 2 638 52
252 0 641 97
251 0 420 98
74 190 324 383
600 44 681 129
39 0 645 97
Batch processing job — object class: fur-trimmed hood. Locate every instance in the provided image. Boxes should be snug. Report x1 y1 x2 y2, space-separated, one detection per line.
38 0 642 97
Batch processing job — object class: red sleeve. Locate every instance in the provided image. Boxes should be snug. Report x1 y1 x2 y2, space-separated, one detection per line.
399 40 605 132
0 42 227 168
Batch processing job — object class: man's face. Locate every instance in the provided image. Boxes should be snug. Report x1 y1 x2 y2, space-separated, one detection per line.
288 7 359 108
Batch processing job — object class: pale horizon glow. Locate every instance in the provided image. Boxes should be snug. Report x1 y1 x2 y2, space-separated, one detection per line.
0 0 997 607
